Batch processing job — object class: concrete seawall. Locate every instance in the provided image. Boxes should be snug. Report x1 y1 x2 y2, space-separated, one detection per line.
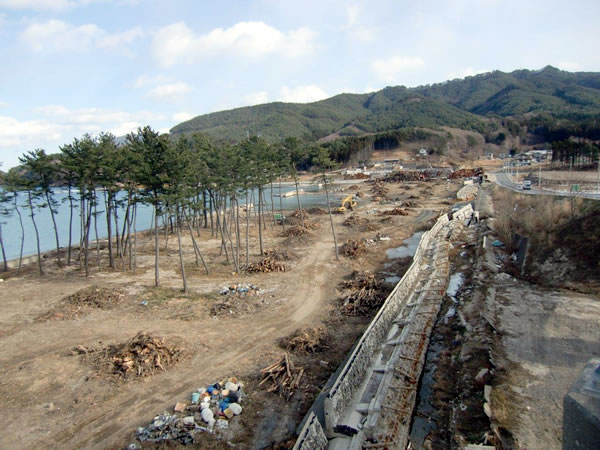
294 203 474 449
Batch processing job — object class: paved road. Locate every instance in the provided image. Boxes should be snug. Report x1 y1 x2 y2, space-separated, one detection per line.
493 171 600 200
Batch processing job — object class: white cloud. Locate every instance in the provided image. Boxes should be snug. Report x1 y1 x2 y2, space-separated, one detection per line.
0 101 9 108
557 61 583 72
279 85 328 103
172 112 194 122
447 67 489 80
109 121 141 137
371 56 425 82
0 115 64 148
0 0 139 10
146 82 192 100
97 26 143 49
32 105 165 124
20 19 143 52
152 21 316 67
133 74 170 89
345 6 359 28
243 91 269 105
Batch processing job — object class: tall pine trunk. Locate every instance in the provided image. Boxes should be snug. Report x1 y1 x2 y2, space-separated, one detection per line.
258 186 264 255
67 184 74 266
0 224 7 272
45 190 61 266
27 191 43 275
294 175 305 227
14 195 25 273
154 201 160 287
245 190 250 266
93 191 101 270
176 207 188 293
324 178 339 260
279 178 285 230
105 190 114 269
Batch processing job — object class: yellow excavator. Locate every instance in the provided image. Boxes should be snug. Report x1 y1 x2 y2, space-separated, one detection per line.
336 195 357 213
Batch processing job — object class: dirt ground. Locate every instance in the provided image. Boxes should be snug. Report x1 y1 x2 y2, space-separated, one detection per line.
0 177 462 449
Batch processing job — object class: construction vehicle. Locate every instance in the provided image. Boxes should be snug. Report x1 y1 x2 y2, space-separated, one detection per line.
336 195 357 213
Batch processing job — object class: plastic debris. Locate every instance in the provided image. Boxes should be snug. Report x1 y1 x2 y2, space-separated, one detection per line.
134 376 246 445
492 240 504 247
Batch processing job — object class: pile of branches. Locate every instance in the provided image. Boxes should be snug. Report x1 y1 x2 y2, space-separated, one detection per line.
343 215 381 232
259 353 304 401
344 172 370 180
337 271 392 316
341 239 367 258
86 332 184 379
307 207 327 215
383 170 426 182
449 167 484 179
370 181 389 197
380 208 409 216
67 286 124 309
263 249 290 261
280 226 312 237
245 257 286 273
279 327 329 354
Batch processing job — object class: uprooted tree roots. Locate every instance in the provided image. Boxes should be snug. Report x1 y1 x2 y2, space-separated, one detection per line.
337 271 392 316
259 353 304 401
341 239 368 258
83 332 185 379
380 208 409 216
279 327 330 354
280 226 313 237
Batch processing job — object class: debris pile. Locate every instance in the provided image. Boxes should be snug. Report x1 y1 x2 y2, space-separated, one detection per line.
87 332 184 379
370 180 389 198
279 327 330 354
343 215 381 232
449 167 484 179
263 249 290 261
337 271 392 316
344 172 370 180
39 286 125 321
259 354 304 401
280 226 313 237
219 284 260 296
380 208 409 216
285 209 309 225
134 377 246 445
383 169 448 182
245 257 286 273
341 239 368 258
307 207 327 215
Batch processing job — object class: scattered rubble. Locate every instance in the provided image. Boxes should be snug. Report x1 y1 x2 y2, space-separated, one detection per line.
337 271 392 316
259 354 304 401
279 327 330 354
134 377 246 445
370 180 389 197
219 284 260 295
263 249 290 261
383 169 448 183
341 239 368 258
86 332 184 379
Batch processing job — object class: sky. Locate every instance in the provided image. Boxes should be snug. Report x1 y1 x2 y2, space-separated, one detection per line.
0 0 599 168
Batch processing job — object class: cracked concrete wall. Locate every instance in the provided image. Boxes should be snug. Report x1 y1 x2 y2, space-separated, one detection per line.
293 412 328 450
295 211 460 445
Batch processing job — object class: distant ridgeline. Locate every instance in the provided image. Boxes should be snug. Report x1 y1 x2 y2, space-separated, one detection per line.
171 65 600 164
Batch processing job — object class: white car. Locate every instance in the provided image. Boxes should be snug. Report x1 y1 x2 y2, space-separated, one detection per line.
517 183 523 190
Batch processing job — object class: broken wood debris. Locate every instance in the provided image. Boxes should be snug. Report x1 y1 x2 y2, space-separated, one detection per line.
278 327 330 354
245 257 286 273
337 271 392 316
86 332 184 379
341 239 368 258
259 353 304 401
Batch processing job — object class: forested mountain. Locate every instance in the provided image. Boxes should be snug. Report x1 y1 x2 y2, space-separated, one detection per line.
171 66 600 143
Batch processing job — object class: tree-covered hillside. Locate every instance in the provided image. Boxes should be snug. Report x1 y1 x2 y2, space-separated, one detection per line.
171 66 600 144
